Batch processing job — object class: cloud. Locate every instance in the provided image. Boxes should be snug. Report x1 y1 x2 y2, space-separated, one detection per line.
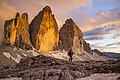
45 0 92 10
45 0 92 27
99 42 120 53
8 0 92 28
84 23 120 37
106 42 120 47
0 0 17 20
68 7 120 32
0 0 17 45
89 8 120 26
84 36 103 40
84 22 120 53
113 33 120 39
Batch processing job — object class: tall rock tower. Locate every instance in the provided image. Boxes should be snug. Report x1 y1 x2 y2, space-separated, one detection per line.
2 13 33 50
59 19 84 55
29 6 59 52
3 19 16 45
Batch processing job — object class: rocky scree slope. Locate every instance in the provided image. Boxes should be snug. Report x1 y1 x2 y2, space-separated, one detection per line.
0 55 120 80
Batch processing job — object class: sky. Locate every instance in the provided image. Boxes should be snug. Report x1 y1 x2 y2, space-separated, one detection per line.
0 0 120 53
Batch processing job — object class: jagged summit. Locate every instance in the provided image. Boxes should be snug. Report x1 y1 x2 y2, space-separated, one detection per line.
43 6 51 12
65 18 74 24
2 12 33 50
59 19 84 54
22 13 29 22
15 12 20 18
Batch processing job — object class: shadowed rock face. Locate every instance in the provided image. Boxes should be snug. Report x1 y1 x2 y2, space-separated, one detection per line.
83 40 92 53
29 6 59 52
2 19 16 45
59 19 84 55
2 13 33 50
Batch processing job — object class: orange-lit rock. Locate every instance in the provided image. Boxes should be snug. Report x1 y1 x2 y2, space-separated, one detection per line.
2 13 32 50
2 19 16 45
29 6 59 52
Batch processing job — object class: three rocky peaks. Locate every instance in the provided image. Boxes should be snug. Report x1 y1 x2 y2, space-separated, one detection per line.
2 6 91 54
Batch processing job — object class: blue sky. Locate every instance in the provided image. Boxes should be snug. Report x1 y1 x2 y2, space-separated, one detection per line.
0 0 120 53
79 0 120 14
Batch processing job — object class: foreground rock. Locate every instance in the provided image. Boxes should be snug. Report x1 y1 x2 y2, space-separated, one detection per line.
0 55 119 80
2 13 33 50
29 6 59 52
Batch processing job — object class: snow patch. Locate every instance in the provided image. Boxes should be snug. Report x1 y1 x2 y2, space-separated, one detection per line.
48 50 69 60
21 52 27 57
3 52 11 59
3 52 22 63
27 50 39 56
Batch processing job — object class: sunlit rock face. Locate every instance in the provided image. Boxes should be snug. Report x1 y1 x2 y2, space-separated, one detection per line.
14 13 32 50
29 6 59 52
2 19 16 45
59 19 84 55
2 13 33 50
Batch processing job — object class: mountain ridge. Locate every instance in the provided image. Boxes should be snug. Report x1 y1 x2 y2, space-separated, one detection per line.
0 6 110 67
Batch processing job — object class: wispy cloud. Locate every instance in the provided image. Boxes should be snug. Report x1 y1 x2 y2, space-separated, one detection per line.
68 7 120 32
84 23 120 36
84 22 120 53
99 42 120 53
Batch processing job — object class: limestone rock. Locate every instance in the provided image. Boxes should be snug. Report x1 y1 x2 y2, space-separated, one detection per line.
29 6 59 52
59 19 84 55
15 13 32 50
2 12 32 50
2 19 16 46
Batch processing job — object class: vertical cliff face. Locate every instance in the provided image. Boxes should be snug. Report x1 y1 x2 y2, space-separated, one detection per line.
29 6 59 52
2 13 32 50
83 40 92 53
14 13 32 49
2 19 16 45
59 19 84 55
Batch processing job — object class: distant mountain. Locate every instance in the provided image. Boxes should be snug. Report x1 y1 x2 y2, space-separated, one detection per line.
103 52 120 58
